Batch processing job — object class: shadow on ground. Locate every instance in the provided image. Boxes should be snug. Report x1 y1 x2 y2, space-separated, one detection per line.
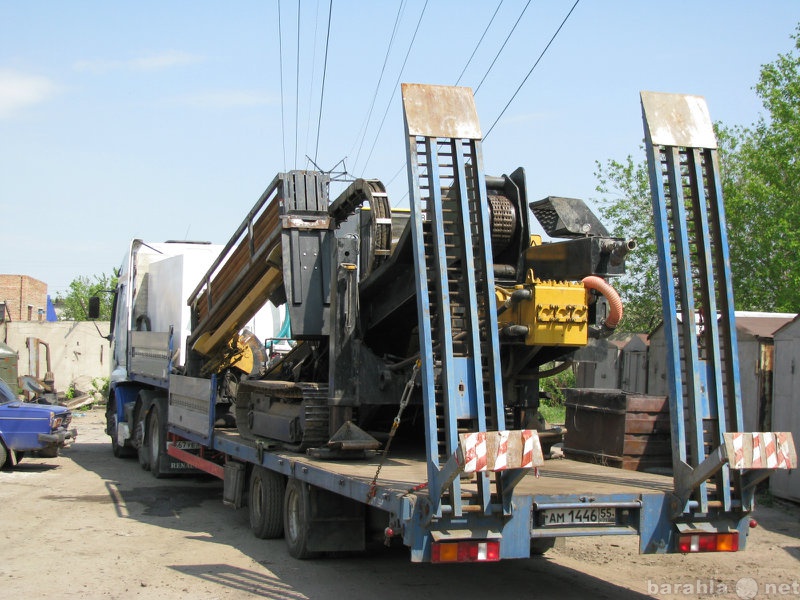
61 417 657 599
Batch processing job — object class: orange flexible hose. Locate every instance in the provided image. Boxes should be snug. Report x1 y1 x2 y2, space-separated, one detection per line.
582 275 623 329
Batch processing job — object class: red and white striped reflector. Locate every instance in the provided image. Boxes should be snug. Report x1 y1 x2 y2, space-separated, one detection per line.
459 430 543 473
726 432 796 469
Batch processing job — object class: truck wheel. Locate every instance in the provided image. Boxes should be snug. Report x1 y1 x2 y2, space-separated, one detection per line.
284 478 319 559
148 408 166 478
108 401 134 458
249 466 285 539
0 441 8 469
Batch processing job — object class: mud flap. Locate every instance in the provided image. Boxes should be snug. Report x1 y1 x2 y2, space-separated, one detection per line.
306 485 365 553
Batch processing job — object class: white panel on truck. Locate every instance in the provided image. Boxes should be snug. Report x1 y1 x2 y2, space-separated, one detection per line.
147 247 221 368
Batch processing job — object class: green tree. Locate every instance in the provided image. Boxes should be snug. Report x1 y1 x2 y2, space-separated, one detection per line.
56 272 118 321
717 25 800 311
594 154 662 333
595 24 800 326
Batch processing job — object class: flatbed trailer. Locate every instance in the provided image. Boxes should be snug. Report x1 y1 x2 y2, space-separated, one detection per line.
167 407 682 562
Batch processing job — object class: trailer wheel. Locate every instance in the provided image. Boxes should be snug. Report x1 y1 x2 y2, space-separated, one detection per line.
148 408 166 478
284 478 319 559
249 466 285 539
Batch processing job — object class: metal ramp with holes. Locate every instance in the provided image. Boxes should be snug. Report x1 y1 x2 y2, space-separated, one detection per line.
401 84 543 525
641 91 796 520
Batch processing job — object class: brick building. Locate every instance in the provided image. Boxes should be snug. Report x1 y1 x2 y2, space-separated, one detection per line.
0 274 48 322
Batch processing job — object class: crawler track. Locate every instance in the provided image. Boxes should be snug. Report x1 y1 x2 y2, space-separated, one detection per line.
235 380 329 451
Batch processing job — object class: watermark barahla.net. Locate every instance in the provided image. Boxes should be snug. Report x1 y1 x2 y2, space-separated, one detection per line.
646 577 800 598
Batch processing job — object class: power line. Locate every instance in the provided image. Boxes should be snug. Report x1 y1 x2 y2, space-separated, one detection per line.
387 0 573 203
454 0 504 86
314 0 333 166
303 0 321 170
351 0 407 174
385 0 502 203
360 0 429 176
295 1 301 168
277 0 286 171
386 161 407 187
484 0 580 140
474 0 531 95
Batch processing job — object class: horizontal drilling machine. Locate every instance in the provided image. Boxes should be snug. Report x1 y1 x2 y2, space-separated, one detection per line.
184 84 633 458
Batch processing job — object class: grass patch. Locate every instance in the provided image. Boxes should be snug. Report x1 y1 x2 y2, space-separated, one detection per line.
537 364 573 426
538 403 565 426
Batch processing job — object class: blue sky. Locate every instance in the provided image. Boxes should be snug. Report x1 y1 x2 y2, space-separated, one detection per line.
2 1 799 298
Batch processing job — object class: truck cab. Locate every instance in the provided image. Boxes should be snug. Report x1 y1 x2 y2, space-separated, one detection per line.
105 239 223 459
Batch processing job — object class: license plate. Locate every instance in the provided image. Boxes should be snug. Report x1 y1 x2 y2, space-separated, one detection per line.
541 507 616 526
170 440 201 450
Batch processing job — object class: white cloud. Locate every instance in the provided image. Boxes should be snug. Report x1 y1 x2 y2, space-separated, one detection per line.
72 58 124 73
0 69 58 118
131 50 202 71
73 50 203 74
170 90 276 109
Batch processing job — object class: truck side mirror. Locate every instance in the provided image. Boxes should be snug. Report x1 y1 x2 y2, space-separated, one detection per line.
88 296 101 319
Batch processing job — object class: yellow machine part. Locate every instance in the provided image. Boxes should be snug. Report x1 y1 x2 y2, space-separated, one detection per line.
497 279 588 347
192 262 283 358
227 332 259 375
200 330 266 377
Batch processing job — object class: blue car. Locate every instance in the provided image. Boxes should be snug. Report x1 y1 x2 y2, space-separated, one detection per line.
0 377 77 469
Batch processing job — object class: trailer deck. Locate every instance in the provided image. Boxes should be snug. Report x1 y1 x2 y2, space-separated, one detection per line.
212 430 672 495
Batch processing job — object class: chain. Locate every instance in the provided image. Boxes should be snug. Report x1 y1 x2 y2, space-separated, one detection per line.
367 359 420 501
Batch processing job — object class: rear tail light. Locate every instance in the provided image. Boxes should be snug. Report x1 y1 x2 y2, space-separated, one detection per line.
678 532 739 553
431 540 500 563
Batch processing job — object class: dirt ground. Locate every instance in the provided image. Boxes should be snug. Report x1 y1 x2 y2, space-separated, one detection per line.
1 408 798 600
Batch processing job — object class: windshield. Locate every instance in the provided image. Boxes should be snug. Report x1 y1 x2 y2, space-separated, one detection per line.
0 377 17 405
